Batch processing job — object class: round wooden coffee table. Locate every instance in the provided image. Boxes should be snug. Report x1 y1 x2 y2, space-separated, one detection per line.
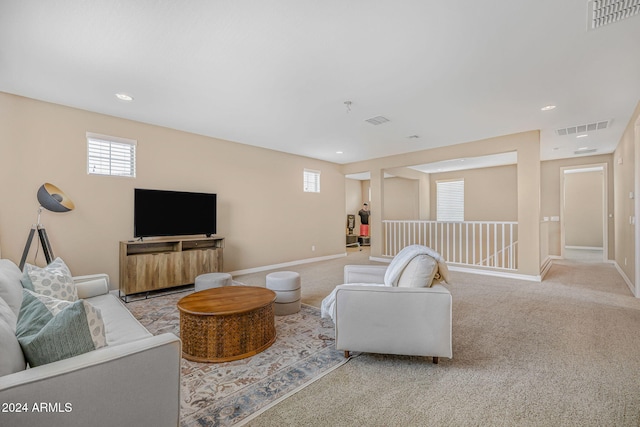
177 286 277 363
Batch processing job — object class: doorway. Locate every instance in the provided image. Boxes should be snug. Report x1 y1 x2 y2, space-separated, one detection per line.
561 164 608 262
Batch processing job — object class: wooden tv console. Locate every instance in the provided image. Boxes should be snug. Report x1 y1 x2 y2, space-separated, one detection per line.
119 236 224 301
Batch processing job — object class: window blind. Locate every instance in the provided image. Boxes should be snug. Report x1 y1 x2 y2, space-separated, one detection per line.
303 169 320 193
87 133 136 177
436 179 464 221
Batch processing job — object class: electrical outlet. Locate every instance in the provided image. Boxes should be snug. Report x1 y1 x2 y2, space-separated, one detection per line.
311 245 316 251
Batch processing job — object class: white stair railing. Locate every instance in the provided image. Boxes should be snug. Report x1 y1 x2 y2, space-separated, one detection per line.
383 220 518 271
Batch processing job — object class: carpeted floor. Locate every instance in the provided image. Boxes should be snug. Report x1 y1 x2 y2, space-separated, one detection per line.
233 250 640 426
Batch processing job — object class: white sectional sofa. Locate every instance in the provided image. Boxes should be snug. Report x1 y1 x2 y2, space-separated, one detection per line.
0 259 181 427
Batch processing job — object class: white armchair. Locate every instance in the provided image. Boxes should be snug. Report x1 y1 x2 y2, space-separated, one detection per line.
323 245 452 363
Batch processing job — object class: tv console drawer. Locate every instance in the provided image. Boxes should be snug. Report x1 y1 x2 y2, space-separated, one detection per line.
182 240 221 250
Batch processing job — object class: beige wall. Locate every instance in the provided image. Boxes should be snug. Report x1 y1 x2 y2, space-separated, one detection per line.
383 177 420 220
429 165 517 222
614 101 640 290
0 93 346 288
540 154 614 258
564 170 604 248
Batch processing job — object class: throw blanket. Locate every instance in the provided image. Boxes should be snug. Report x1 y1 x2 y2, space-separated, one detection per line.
320 245 449 322
384 245 450 286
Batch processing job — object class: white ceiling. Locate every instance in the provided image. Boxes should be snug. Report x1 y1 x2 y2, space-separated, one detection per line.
1 1 639 166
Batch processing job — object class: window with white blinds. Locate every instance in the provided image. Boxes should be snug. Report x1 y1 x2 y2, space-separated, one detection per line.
436 179 464 221
303 169 320 193
87 133 136 177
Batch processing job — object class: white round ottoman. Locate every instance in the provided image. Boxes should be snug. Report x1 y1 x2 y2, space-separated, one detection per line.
266 271 301 315
194 272 232 292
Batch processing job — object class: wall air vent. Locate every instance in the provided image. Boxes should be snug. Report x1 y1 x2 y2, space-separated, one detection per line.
365 116 390 125
588 0 640 30
555 120 611 136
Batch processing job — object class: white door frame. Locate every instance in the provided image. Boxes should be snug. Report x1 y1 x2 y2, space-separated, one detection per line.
560 163 608 261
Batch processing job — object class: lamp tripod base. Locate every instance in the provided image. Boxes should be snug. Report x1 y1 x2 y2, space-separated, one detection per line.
19 225 54 270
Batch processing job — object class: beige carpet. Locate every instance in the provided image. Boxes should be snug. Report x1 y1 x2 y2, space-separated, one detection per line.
233 249 640 426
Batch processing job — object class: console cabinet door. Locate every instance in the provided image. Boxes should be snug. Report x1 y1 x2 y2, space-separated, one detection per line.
156 252 183 288
125 252 183 293
182 249 210 284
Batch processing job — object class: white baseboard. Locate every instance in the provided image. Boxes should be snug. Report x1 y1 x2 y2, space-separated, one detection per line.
565 246 604 251
613 261 637 297
229 253 347 276
447 265 542 282
540 256 553 280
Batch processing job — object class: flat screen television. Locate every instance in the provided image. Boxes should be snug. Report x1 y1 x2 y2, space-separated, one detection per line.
134 188 217 238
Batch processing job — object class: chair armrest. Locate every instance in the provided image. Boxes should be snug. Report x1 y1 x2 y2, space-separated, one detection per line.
344 265 388 284
73 274 110 299
0 333 181 427
334 284 452 358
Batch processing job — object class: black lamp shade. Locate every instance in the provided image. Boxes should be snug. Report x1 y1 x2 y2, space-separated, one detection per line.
37 183 75 212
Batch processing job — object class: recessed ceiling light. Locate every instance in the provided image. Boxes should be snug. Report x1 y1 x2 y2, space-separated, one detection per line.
541 105 556 111
336 151 343 154
576 134 588 138
577 146 590 151
115 93 134 101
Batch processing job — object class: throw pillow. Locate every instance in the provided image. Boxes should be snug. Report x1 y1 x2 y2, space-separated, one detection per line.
397 255 438 288
16 289 106 367
0 259 24 316
23 257 78 302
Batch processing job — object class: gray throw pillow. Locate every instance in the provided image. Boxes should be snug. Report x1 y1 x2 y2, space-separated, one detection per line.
16 289 106 367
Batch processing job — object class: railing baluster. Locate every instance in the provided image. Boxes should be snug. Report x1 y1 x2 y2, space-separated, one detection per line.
381 220 517 270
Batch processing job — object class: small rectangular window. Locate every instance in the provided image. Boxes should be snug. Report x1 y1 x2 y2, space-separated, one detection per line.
436 179 464 221
87 132 136 177
304 169 320 193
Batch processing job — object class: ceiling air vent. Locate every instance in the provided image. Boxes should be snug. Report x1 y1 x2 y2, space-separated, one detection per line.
365 116 390 125
555 120 611 136
588 0 640 30
574 148 598 155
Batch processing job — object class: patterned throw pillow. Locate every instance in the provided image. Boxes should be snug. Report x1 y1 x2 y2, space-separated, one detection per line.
22 257 78 302
16 289 106 367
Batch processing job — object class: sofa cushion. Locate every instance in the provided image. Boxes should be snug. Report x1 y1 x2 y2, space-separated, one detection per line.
397 254 438 288
0 295 17 329
0 295 26 375
22 257 78 302
16 289 106 367
0 317 26 376
0 259 24 316
88 294 153 346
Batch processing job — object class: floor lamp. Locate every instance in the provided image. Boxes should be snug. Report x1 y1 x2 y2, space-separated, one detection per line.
19 183 75 270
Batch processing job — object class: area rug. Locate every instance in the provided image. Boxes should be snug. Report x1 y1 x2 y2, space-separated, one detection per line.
126 291 348 427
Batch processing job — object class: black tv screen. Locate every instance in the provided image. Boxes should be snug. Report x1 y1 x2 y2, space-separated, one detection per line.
134 189 217 238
